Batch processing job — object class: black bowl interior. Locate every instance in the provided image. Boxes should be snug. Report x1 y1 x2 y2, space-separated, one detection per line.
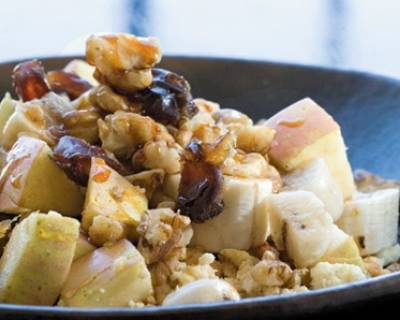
0 56 399 319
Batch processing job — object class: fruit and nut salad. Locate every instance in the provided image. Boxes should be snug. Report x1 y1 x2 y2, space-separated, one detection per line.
0 33 398 308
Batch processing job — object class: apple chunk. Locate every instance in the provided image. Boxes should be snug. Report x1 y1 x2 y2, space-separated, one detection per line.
0 93 16 145
60 239 153 307
0 211 80 305
0 136 84 216
265 98 354 200
82 158 148 240
73 233 96 261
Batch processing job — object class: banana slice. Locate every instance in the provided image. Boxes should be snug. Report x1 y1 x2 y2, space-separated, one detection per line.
162 279 240 306
267 191 363 268
283 158 344 221
337 189 400 256
163 174 272 252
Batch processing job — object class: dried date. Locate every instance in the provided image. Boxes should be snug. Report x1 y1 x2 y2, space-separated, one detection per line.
129 68 197 126
52 136 127 185
12 60 50 101
177 140 224 223
47 70 92 100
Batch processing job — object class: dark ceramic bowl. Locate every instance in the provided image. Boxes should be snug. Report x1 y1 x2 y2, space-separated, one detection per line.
0 57 399 319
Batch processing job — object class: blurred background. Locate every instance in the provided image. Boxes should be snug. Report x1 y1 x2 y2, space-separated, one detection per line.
1 0 399 77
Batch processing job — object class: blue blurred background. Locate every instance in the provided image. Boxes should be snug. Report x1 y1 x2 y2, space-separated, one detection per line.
1 0 399 77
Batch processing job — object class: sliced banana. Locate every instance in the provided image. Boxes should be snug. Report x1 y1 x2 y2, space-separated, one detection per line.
163 174 272 252
162 279 240 306
267 191 363 268
283 158 344 221
337 189 399 256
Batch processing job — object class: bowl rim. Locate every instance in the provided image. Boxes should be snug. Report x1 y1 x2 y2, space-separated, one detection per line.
0 272 399 317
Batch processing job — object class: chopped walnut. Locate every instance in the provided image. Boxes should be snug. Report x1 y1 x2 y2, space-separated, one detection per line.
219 248 296 297
286 268 310 289
191 124 227 145
137 208 193 264
250 242 280 261
235 125 275 154
175 110 216 147
149 247 218 304
149 247 186 304
251 260 293 288
223 152 282 191
86 33 161 93
90 85 141 114
220 249 259 266
88 215 126 246
132 140 182 174
98 111 174 158
170 253 217 286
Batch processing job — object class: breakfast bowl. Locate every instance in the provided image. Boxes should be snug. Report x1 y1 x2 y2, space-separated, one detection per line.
0 48 399 319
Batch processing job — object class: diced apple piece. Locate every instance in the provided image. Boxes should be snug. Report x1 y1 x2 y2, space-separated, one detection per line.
337 189 399 255
0 148 7 170
267 191 363 268
0 136 84 216
283 158 344 221
0 93 16 146
81 158 148 239
2 93 73 150
2 102 50 150
60 239 153 307
0 211 79 305
73 233 96 261
265 98 354 200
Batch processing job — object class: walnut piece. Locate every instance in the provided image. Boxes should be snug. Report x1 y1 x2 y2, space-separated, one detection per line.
137 208 193 264
98 111 174 159
86 33 162 93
